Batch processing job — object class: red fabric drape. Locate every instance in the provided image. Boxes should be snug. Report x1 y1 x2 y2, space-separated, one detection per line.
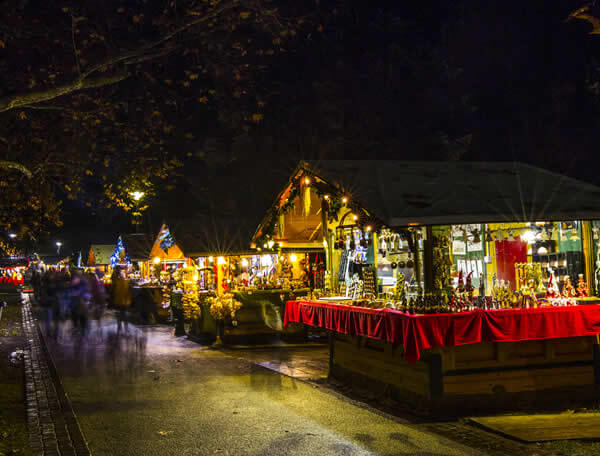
284 301 600 364
494 238 527 289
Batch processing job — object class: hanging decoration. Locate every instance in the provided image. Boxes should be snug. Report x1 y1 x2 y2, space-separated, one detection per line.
159 228 176 253
303 184 311 216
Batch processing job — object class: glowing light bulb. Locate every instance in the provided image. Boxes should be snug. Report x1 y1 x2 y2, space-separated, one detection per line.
366 226 372 232
267 240 275 248
352 214 358 221
290 253 298 262
324 194 330 200
241 258 249 268
217 256 226 265
208 256 214 263
130 191 145 201
304 177 311 185
153 257 161 264
342 197 348 204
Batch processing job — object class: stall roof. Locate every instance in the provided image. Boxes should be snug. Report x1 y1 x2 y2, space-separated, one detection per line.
0 256 29 268
87 244 115 266
120 233 153 261
299 160 600 226
166 216 258 257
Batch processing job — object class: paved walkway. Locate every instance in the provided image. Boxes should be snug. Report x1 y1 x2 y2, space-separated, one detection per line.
22 294 90 456
219 345 329 380
35 305 489 456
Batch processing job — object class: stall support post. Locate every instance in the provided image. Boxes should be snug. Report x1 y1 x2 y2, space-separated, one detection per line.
582 221 595 294
424 226 434 293
429 353 443 398
412 230 422 293
328 330 335 377
594 334 600 385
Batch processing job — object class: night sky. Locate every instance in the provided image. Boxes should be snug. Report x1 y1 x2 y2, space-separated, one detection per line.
4 1 600 255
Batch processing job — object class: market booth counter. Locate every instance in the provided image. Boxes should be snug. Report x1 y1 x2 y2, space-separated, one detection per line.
285 300 600 413
254 160 600 414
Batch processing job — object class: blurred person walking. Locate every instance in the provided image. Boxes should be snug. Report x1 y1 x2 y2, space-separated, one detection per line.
112 266 132 333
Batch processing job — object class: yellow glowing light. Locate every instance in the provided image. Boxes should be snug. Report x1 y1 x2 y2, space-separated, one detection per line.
290 253 298 262
267 240 275 248
130 191 145 201
366 225 372 232
217 256 226 265
241 258 249 268
208 256 214 263
342 196 348 204
324 194 330 200
153 257 161 264
352 214 358 221
322 239 328 247
304 177 311 185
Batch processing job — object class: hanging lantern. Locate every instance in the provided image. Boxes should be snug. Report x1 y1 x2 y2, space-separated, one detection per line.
541 228 550 241
570 228 580 241
506 230 515 241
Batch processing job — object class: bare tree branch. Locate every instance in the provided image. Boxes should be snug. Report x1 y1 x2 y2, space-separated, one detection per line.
0 1 240 113
0 160 32 178
0 72 129 113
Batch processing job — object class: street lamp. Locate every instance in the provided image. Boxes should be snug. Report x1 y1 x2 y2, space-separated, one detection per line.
56 241 62 255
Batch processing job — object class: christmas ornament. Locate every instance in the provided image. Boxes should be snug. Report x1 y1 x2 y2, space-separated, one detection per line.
562 276 576 298
577 274 589 297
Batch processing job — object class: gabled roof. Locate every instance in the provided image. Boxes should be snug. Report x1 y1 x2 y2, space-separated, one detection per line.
88 244 115 266
166 216 258 257
120 233 153 261
299 160 600 226
0 256 29 268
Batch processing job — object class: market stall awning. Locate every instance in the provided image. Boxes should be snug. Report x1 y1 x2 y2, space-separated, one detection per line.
302 160 600 226
166 216 258 258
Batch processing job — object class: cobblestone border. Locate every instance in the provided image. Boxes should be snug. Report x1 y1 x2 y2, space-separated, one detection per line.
21 294 91 456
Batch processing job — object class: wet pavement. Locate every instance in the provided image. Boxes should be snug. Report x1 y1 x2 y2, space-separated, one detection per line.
38 308 490 456
218 346 329 381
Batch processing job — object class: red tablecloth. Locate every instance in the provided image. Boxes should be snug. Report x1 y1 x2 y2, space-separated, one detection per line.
284 300 600 363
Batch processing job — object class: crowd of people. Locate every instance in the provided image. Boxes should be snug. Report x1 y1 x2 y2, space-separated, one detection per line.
31 266 132 339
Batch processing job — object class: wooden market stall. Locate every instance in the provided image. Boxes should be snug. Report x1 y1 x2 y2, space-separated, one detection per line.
164 216 310 343
86 244 115 273
279 160 600 414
